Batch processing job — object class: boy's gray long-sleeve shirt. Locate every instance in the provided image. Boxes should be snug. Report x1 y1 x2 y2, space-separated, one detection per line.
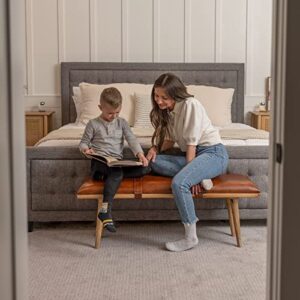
79 116 143 159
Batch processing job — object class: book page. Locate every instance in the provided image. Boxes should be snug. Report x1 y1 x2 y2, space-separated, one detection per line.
108 160 142 167
83 152 142 167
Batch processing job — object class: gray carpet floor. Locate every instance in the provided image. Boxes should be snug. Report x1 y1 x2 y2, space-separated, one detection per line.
29 220 267 300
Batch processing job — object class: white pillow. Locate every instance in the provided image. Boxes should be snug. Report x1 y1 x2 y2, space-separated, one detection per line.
133 93 153 128
72 87 81 123
187 85 234 127
78 82 153 126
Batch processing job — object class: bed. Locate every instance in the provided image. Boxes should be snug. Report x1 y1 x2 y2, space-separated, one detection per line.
26 62 269 225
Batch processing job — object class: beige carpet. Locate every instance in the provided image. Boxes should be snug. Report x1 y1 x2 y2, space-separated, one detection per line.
29 221 267 300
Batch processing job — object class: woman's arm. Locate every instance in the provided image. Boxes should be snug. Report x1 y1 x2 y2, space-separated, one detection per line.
161 139 175 152
146 139 175 162
186 145 196 163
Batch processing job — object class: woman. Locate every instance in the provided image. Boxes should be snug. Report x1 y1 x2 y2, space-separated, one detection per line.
146 73 229 252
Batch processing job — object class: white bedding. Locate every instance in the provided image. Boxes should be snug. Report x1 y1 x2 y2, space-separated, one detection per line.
36 122 269 147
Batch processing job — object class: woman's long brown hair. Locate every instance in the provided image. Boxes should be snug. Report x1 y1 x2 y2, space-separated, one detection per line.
150 73 193 151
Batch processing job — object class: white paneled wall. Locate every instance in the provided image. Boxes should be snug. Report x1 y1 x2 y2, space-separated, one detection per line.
24 0 272 128
216 0 247 63
63 0 90 62
158 0 185 62
127 0 153 62
96 0 122 62
189 0 215 62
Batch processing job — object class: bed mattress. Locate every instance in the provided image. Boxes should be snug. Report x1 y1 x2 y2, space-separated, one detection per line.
36 122 269 148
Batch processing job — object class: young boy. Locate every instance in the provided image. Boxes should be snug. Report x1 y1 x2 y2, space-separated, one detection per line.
79 87 150 232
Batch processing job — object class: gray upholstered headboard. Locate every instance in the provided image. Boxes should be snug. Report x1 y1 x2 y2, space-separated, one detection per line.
61 62 244 125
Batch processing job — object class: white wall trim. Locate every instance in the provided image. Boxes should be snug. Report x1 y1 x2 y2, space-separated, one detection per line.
25 0 34 94
25 94 61 97
89 0 97 61
57 0 65 63
246 94 265 97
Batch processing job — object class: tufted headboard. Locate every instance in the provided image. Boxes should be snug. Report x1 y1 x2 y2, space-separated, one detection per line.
61 62 244 125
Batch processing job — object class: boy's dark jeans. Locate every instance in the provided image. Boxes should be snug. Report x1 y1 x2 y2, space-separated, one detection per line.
91 159 150 207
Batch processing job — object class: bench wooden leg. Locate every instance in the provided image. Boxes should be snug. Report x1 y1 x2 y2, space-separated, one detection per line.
231 198 242 247
95 196 104 249
226 199 236 237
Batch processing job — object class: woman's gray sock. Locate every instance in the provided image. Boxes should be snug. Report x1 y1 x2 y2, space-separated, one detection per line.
165 223 198 252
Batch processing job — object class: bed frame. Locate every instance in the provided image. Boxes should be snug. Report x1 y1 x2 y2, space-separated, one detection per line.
27 62 268 227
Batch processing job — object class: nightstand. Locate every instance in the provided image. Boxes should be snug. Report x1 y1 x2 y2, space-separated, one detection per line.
25 111 55 146
250 111 270 131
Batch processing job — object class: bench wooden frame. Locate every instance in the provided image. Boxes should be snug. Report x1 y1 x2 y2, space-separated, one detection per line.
76 174 260 249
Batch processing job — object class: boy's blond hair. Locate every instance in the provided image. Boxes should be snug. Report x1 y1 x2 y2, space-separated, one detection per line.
100 87 122 108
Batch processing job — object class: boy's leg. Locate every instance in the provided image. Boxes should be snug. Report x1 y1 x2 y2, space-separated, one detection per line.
100 167 123 232
91 160 123 232
123 165 151 178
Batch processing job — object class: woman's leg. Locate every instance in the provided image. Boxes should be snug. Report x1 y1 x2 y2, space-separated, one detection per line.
150 154 186 177
166 145 228 251
151 154 214 190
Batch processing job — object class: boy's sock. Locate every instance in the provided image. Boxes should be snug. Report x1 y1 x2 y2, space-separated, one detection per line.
165 223 198 252
98 202 116 233
201 179 213 190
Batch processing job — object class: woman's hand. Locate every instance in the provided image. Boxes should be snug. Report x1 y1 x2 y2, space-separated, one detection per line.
137 153 149 167
146 146 158 162
191 183 202 195
84 148 95 154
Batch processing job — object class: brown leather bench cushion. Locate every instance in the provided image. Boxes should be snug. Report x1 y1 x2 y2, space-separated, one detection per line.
77 174 260 197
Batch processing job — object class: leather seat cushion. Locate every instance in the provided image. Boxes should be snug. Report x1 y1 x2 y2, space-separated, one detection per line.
77 174 260 197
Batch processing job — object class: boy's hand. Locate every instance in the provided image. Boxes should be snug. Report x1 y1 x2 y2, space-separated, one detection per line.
84 148 95 154
146 146 157 162
137 153 149 167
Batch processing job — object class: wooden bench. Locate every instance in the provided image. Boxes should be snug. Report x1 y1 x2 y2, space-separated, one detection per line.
76 174 260 249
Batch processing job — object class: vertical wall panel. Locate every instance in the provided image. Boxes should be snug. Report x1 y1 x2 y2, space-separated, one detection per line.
64 0 90 62
96 0 122 62
153 0 159 61
127 0 152 62
246 0 272 95
158 0 184 62
190 0 215 62
216 0 247 63
31 0 59 94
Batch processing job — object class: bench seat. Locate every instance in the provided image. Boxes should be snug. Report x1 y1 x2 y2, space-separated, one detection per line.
77 174 260 249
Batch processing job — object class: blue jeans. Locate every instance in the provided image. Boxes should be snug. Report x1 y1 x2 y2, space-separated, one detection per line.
150 143 229 224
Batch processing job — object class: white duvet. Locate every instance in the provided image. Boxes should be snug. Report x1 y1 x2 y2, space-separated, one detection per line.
36 122 269 147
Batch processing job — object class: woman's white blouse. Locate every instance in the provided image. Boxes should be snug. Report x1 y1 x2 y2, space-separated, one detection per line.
168 97 222 151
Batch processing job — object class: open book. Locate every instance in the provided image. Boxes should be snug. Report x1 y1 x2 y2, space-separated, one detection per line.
84 152 143 167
